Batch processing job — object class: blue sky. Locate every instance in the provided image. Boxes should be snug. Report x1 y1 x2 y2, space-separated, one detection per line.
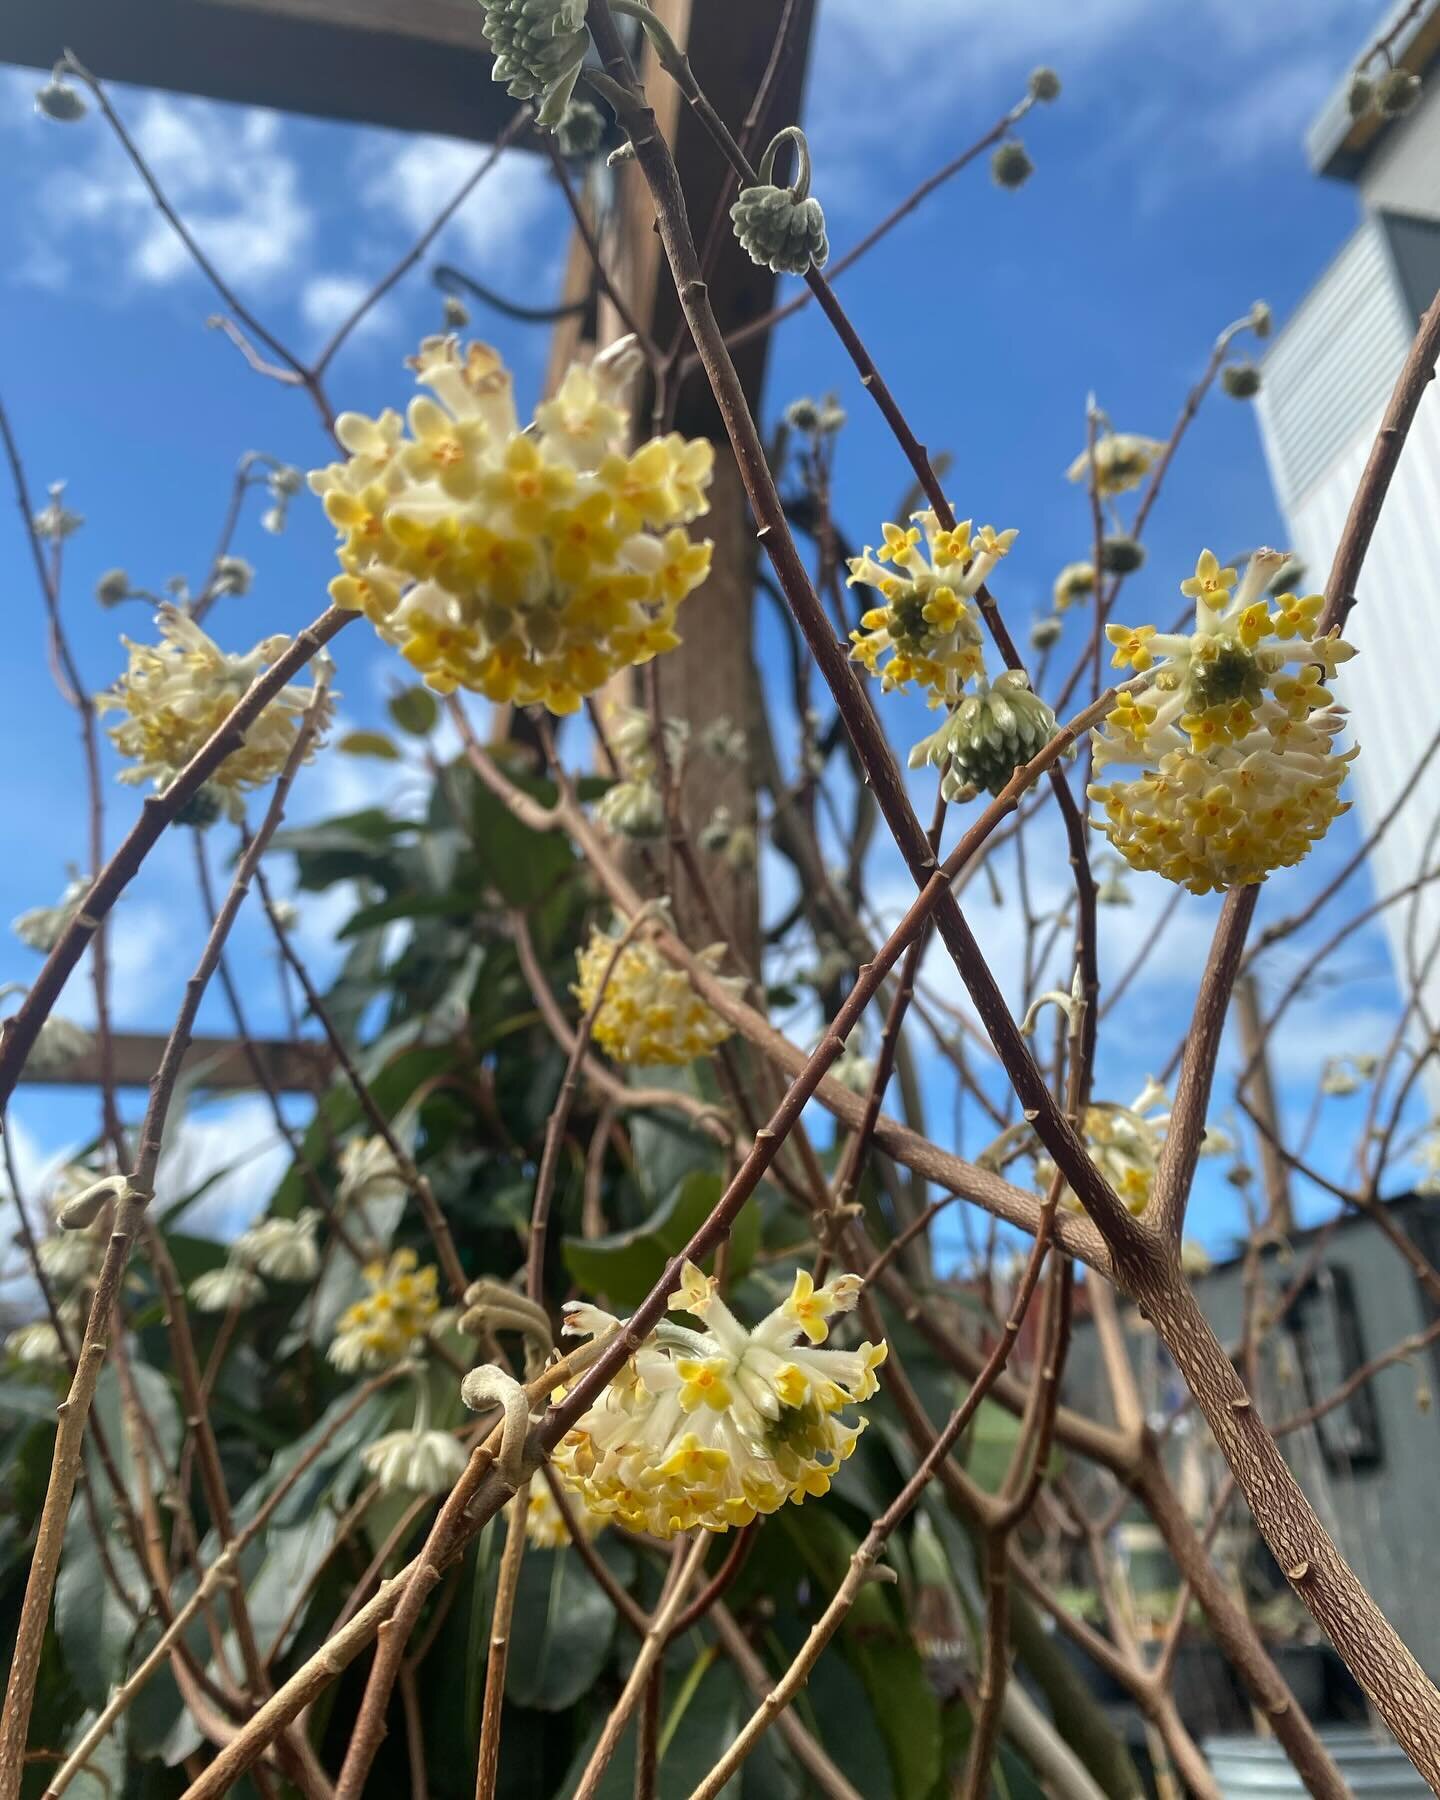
0 0 1428 1266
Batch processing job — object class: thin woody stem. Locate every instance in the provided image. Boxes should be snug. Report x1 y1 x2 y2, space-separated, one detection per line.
0 679 333 1800
472 1480 531 1800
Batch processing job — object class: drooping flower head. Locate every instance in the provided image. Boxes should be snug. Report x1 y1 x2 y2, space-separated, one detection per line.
329 1249 440 1372
595 703 688 840
1035 1080 1171 1216
516 1478 608 1549
361 1426 468 1496
552 1262 887 1536
96 605 331 815
234 1209 321 1283
1065 431 1165 498
478 0 590 127
1088 550 1356 894
309 337 714 714
574 924 743 1066
847 513 1015 706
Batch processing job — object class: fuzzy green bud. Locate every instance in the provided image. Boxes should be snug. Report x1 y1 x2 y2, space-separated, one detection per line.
1099 535 1146 574
1028 67 1062 102
991 141 1034 189
1029 615 1064 651
556 97 604 159
1221 361 1262 400
731 184 829 275
176 783 226 830
35 78 87 122
95 568 131 607
1376 68 1422 118
1347 72 1374 117
909 672 1058 801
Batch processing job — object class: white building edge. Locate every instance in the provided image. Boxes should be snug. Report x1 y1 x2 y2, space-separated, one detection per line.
1255 1 1440 1043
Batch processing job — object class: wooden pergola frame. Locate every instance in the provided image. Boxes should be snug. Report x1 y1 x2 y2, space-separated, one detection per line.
4 0 817 1091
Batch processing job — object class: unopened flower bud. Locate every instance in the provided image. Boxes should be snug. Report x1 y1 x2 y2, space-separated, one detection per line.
1221 361 1261 399
1052 561 1096 611
58 1175 127 1230
607 140 636 166
95 568 131 607
556 97 604 159
35 78 87 122
909 671 1058 800
1030 615 1064 651
1376 68 1422 118
817 399 847 434
1028 67 1061 102
784 396 821 432
732 127 828 275
1347 72 1375 116
442 295 470 329
212 554 254 597
1249 300 1272 339
991 141 1034 189
1099 535 1146 574
269 464 304 498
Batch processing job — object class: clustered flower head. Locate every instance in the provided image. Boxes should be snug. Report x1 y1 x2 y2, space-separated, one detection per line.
1088 549 1356 894
552 1262 887 1536
847 512 1016 706
574 922 743 1066
730 128 829 276
909 670 1058 801
329 1249 441 1372
1035 1079 1170 1216
337 1134 409 1214
517 1478 607 1549
1066 431 1165 498
362 1426 468 1497
234 1209 322 1282
309 337 714 715
96 605 331 816
477 0 590 127
595 704 688 840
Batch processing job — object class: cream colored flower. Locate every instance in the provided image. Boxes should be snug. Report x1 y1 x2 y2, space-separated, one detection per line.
361 1426 468 1497
1088 549 1355 894
515 1478 607 1549
329 1250 440 1372
337 1136 408 1213
234 1209 321 1282
1065 432 1165 497
574 926 743 1067
552 1263 886 1537
96 605 332 815
309 338 714 715
188 1263 266 1314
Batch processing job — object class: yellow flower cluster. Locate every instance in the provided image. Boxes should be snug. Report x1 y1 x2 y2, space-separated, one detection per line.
309 337 715 714
1065 430 1166 498
1036 1081 1169 1216
97 605 331 816
1088 550 1356 895
846 513 1016 705
553 1264 887 1536
329 1249 440 1372
574 925 743 1067
516 1479 607 1550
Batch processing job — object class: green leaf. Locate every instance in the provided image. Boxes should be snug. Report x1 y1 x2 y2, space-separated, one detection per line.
56 1498 147 1707
338 729 402 759
0 1377 63 1424
505 1536 625 1711
389 686 440 736
563 1170 728 1309
779 1508 941 1799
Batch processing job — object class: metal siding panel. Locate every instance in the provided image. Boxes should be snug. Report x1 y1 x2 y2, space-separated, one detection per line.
1257 223 1414 512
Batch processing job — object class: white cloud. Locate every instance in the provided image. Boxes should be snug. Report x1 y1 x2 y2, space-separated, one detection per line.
365 138 557 274
299 272 390 340
41 95 310 292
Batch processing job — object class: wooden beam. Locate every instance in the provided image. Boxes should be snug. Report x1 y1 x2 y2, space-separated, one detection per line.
0 0 520 143
17 1032 329 1094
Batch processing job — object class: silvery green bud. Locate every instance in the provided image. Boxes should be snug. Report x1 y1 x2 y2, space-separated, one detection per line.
1376 68 1421 118
95 568 131 607
1347 72 1374 117
478 0 590 128
731 127 828 276
29 1015 94 1074
1221 362 1261 399
1028 67 1061 102
991 141 1034 189
32 482 82 543
442 295 470 329
14 875 89 953
269 464 304 498
817 397 847 434
58 1175 127 1231
212 555 254 597
35 78 87 122
556 97 604 159
784 396 821 432
909 671 1058 800
1099 535 1145 574
1249 299 1272 339
1052 561 1095 611
1030 615 1064 651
